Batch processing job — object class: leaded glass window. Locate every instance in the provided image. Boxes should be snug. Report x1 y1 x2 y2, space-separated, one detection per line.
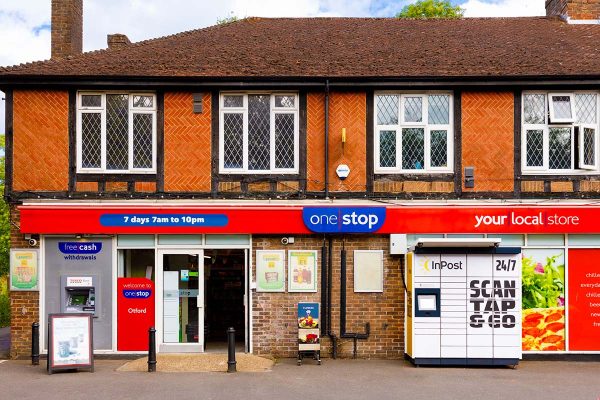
78 92 156 173
220 93 298 173
549 94 575 123
375 93 452 172
402 128 425 170
525 129 544 168
549 127 572 170
379 130 396 168
523 92 599 173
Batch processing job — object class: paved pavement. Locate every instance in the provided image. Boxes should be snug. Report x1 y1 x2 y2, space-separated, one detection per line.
1 358 600 400
0 327 9 359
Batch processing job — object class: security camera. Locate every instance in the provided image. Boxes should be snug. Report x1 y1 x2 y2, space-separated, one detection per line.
281 237 289 245
28 238 38 247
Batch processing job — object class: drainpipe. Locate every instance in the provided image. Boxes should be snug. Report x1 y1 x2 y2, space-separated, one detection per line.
328 236 336 358
320 236 337 359
320 238 328 334
339 239 370 358
324 80 330 199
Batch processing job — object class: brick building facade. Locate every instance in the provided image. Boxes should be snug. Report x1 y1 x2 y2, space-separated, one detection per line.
3 0 600 360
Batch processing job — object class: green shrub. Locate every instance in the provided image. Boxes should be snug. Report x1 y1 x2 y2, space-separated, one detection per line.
0 294 9 327
0 276 9 327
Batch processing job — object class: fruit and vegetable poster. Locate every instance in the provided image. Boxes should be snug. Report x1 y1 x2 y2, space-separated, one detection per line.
9 249 39 291
522 249 565 351
567 249 600 351
256 250 285 292
298 302 320 351
288 250 318 292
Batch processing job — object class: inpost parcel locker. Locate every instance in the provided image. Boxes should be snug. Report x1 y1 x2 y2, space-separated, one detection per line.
405 239 522 366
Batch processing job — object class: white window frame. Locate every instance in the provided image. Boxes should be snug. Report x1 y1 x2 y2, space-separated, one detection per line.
374 92 453 174
522 91 600 174
77 92 157 174
219 92 299 174
549 93 576 124
579 124 597 170
548 125 575 171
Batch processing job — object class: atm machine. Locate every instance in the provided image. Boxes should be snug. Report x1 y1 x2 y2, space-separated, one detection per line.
60 275 98 316
405 238 522 367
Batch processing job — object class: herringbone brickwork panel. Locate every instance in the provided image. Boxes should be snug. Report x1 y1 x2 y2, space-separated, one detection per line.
462 92 514 192
307 93 325 191
164 92 211 192
13 90 69 191
328 92 367 192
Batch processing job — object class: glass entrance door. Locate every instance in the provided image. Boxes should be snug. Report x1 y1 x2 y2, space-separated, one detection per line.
159 250 204 352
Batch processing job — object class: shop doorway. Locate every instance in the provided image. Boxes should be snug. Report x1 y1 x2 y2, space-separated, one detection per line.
204 249 246 352
158 249 205 352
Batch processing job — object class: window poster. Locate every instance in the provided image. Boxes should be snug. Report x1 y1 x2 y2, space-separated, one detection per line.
567 249 600 351
521 249 565 351
10 249 39 291
48 314 94 372
288 250 318 292
256 250 285 292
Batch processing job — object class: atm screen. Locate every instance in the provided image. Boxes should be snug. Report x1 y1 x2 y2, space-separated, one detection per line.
70 294 88 305
418 295 437 311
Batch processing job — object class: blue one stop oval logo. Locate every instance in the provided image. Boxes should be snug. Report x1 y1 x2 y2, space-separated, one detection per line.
302 207 386 233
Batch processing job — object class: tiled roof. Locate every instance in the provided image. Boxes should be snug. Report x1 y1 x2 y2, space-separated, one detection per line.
2 17 600 80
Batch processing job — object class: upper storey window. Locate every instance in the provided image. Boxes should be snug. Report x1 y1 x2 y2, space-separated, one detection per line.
374 93 453 173
522 92 598 173
77 92 156 173
219 93 299 174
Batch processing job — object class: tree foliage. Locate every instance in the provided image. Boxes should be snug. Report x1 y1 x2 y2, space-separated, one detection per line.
397 0 464 19
0 134 8 278
0 134 8 327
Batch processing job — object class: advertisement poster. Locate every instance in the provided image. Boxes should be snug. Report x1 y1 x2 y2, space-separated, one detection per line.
256 250 285 292
117 278 155 351
49 314 93 370
567 249 600 351
521 249 565 351
354 250 384 292
298 302 320 351
9 249 39 291
288 250 318 292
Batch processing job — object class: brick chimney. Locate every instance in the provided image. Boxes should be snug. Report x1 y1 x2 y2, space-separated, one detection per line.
51 0 83 59
107 34 131 50
546 0 600 22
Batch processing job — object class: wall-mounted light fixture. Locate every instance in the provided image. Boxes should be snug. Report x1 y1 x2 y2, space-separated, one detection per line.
341 128 347 144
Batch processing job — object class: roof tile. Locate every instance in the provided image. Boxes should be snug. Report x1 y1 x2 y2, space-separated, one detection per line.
2 17 600 80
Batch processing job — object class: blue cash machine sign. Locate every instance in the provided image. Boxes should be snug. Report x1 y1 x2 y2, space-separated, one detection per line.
302 207 386 233
58 242 103 254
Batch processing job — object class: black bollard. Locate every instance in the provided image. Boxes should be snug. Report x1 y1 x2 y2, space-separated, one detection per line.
31 322 40 365
227 327 236 373
148 327 157 372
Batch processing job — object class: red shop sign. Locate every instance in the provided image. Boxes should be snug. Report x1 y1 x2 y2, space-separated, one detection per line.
18 204 600 234
117 278 155 351
568 249 600 351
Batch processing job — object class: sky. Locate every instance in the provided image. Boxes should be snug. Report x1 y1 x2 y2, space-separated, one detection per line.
0 0 546 133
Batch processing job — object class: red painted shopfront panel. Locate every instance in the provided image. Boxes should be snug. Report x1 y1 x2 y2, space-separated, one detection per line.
568 249 600 351
19 205 600 234
117 278 155 351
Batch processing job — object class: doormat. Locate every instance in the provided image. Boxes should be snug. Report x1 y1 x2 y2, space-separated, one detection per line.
117 353 274 373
